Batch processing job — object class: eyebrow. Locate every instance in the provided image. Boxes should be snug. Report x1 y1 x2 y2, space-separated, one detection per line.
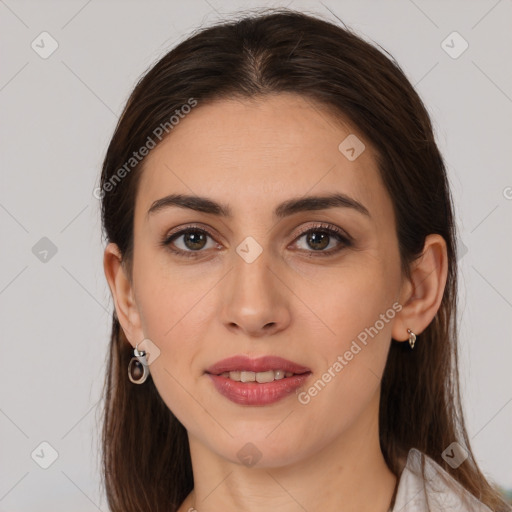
147 192 370 220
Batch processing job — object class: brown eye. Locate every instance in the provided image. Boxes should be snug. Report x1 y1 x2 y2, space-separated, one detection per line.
292 223 352 257
180 230 208 250
304 231 330 251
161 227 218 258
161 222 352 259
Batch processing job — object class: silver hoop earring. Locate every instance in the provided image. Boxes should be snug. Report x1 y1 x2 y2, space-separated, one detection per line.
128 342 150 384
407 329 416 349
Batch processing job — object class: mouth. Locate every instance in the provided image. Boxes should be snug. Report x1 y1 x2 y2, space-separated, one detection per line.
216 369 305 383
205 355 311 378
205 355 312 405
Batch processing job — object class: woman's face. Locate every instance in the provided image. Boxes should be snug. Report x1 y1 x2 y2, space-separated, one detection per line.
123 93 407 467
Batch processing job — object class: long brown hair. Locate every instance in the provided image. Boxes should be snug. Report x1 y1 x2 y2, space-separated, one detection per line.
99 8 509 511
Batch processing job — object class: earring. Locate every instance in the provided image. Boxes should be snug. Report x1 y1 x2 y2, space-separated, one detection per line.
407 329 416 349
128 342 150 384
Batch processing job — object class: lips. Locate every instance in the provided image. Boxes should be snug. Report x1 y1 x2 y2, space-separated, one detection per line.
205 355 312 406
205 355 311 376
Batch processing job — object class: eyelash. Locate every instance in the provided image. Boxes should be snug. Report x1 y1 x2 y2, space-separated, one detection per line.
160 222 352 259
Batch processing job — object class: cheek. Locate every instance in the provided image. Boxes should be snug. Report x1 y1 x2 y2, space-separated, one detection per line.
294 260 396 404
134 243 212 336
298 257 396 342
131 249 215 426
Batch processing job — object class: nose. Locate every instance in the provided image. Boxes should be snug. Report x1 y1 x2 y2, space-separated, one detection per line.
220 245 291 338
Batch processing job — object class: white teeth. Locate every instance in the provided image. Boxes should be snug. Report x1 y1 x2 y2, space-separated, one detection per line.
256 370 274 383
222 369 294 382
240 371 255 382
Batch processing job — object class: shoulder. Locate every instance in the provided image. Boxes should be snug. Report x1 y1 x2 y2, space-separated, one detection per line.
392 448 494 512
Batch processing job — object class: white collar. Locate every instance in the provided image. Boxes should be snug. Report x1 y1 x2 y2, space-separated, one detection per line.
391 448 493 511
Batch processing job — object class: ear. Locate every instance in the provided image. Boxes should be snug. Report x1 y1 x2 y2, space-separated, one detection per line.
103 242 143 347
391 234 449 343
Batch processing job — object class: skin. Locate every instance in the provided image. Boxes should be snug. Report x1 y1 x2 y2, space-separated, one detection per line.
104 93 448 512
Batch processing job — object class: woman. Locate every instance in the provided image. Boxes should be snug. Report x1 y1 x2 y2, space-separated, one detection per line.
99 8 510 512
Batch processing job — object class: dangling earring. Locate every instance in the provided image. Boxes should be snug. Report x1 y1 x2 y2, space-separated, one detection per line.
128 342 150 384
407 329 416 349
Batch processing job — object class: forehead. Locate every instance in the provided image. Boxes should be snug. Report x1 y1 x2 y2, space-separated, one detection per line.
136 93 390 223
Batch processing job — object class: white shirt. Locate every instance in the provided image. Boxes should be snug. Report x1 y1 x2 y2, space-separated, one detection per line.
390 448 494 511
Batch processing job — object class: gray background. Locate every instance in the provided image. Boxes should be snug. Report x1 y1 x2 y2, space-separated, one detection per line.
1 0 511 510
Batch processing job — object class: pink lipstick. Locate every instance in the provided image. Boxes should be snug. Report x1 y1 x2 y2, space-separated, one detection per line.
205 355 311 406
